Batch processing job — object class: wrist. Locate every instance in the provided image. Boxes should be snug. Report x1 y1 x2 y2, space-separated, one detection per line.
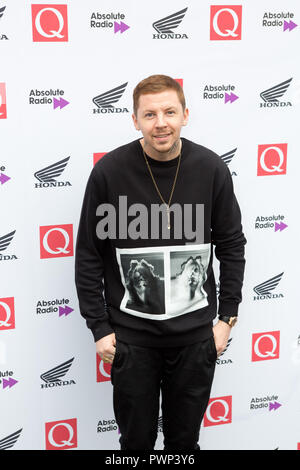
218 315 238 328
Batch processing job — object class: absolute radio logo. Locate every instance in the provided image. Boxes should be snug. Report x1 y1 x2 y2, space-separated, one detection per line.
31 4 68 42
0 297 15 331
34 156 71 188
152 7 188 39
97 418 118 433
210 5 242 40
262 11 297 32
259 78 293 108
0 5 8 40
0 83 7 119
45 418 77 450
220 148 238 176
257 143 287 176
0 164 11 185
90 12 130 34
250 394 282 411
29 89 69 109
252 331 280 362
93 82 129 114
36 297 73 317
203 84 239 104
0 368 18 390
0 429 23 450
0 230 17 262
253 272 284 301
203 396 232 426
40 224 73 259
255 214 287 232
40 358 75 389
96 353 111 382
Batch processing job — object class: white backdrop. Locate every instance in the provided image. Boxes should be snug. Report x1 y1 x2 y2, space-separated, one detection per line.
1 0 300 450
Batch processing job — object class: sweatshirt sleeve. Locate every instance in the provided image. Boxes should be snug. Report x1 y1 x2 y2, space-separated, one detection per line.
75 167 115 342
211 161 247 317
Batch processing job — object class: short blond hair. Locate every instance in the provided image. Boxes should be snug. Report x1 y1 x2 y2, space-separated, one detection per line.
133 75 185 116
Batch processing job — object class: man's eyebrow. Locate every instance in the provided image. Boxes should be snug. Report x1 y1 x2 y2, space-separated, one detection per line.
143 105 177 113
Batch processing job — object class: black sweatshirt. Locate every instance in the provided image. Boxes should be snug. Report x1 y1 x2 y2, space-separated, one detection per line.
75 138 246 347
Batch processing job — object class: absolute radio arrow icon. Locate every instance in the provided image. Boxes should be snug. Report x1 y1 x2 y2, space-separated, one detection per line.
3 377 18 389
114 21 130 34
0 173 10 185
275 222 288 232
283 20 297 32
225 92 239 104
269 401 281 411
59 305 74 317
53 97 69 110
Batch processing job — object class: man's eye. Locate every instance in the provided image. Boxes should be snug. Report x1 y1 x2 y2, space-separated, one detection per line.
167 110 175 115
145 113 154 118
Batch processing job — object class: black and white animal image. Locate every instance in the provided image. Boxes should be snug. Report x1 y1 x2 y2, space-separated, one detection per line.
171 255 206 302
125 258 165 314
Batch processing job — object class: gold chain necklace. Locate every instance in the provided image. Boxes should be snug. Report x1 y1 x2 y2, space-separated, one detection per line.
142 146 182 230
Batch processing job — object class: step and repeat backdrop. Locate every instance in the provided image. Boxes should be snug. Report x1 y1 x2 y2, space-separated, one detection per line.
1 0 300 450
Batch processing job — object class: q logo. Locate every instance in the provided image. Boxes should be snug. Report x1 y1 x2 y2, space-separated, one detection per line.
257 144 287 176
45 418 77 450
204 396 232 427
0 297 15 331
32 5 68 42
96 353 112 383
210 5 242 40
252 331 280 362
40 224 73 259
93 152 107 166
0 83 7 119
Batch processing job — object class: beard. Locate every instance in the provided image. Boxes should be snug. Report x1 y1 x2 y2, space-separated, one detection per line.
143 137 181 159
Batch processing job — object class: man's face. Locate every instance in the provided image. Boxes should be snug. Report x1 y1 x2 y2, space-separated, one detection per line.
132 89 189 155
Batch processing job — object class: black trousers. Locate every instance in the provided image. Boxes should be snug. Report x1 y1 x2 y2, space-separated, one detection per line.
110 335 217 451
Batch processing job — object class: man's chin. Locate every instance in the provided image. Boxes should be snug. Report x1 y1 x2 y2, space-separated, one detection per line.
152 141 175 154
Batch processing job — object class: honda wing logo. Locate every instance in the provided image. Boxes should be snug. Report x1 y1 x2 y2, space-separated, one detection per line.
153 7 187 33
0 6 6 19
220 148 237 166
219 338 232 357
41 358 74 384
93 82 128 108
253 272 283 296
34 156 70 186
93 83 129 114
0 230 16 252
260 78 292 107
0 429 22 450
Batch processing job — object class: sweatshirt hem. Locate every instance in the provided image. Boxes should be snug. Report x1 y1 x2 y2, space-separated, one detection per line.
114 322 214 348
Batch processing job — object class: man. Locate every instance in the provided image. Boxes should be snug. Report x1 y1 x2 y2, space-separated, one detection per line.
75 75 246 450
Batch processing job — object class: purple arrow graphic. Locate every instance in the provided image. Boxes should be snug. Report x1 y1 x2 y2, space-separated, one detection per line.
275 222 288 232
114 21 130 34
0 173 10 184
269 401 281 411
283 20 297 32
53 97 69 110
59 305 74 317
225 92 239 104
3 377 18 389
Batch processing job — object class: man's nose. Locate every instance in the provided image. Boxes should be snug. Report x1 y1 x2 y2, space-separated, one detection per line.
155 113 167 127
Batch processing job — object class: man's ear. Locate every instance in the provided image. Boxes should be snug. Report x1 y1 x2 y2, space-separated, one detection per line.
182 108 189 126
132 113 140 131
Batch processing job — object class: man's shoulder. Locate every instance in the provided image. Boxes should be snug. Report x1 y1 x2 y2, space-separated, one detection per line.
183 138 225 169
93 139 139 173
